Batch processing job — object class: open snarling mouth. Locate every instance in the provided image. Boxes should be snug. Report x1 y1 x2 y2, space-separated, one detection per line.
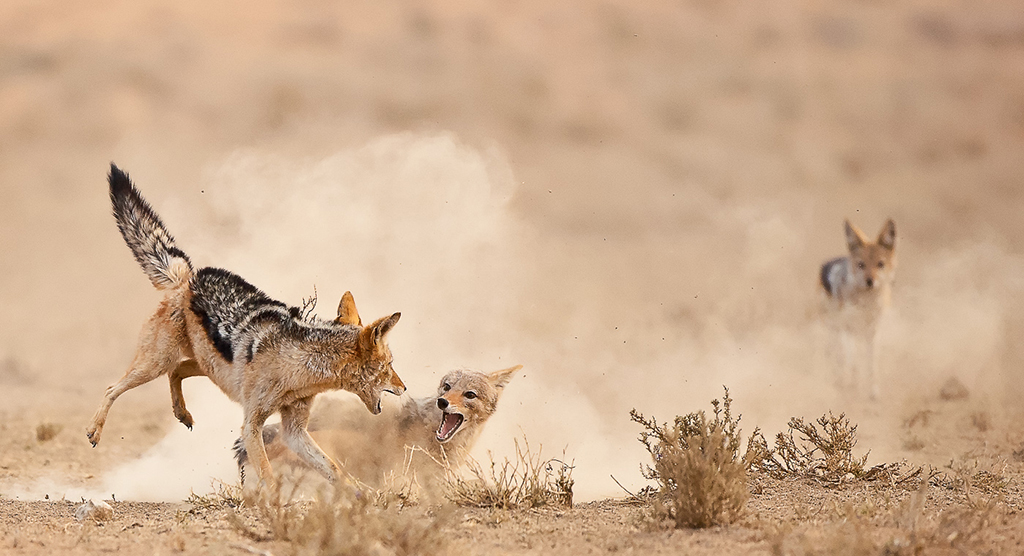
436 411 464 443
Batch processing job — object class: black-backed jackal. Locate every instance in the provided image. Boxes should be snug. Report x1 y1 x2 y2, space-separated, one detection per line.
86 164 406 490
820 219 897 400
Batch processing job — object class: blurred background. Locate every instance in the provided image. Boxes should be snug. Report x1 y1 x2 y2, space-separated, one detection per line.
2 0 1023 501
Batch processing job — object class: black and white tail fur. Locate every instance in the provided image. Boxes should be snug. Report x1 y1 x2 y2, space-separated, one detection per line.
109 164 193 290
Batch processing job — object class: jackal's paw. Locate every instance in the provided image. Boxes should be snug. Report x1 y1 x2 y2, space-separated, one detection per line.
176 410 194 431
85 426 101 447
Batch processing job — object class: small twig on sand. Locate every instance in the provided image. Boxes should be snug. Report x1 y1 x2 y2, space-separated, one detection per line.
610 474 642 502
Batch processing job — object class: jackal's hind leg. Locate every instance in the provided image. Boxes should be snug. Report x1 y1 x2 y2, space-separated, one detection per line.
169 360 205 430
87 304 186 447
87 348 181 446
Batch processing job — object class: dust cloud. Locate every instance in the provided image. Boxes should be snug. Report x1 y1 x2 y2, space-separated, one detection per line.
3 1 1024 504
43 132 1020 503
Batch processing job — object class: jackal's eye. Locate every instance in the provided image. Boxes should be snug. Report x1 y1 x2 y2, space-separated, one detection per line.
857 261 866 269
464 391 477 400
442 383 451 392
876 261 885 268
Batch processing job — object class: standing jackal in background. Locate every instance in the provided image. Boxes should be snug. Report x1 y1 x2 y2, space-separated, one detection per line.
820 219 897 400
233 365 520 486
86 164 406 490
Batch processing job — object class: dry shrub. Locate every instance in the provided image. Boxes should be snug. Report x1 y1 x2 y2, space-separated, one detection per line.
35 422 62 442
773 413 868 485
745 412 921 487
630 387 750 528
443 437 574 510
748 411 932 489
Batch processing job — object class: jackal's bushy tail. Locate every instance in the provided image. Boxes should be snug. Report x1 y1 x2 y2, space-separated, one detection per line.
109 164 193 289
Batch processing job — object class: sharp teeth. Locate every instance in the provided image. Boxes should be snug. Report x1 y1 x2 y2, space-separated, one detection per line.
437 412 464 442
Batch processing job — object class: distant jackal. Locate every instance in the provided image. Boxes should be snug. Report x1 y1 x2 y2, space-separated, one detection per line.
234 365 520 484
820 219 897 400
86 164 406 490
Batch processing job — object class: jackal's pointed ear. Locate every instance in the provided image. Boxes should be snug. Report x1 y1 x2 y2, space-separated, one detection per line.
488 365 522 390
844 220 867 251
360 312 401 351
877 219 896 250
335 291 362 326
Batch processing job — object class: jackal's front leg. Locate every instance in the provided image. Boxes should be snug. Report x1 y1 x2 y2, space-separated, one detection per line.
867 331 881 401
242 410 277 493
835 331 857 392
280 397 342 482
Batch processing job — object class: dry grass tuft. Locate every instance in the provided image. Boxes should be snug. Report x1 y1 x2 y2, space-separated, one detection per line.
774 483 1010 555
185 481 244 511
883 481 1009 555
372 467 423 510
233 476 448 556
771 520 877 556
936 458 1009 497
443 437 574 510
631 387 750 528
177 481 245 524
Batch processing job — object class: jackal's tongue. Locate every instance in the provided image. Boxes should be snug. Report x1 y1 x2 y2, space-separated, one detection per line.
437 413 463 441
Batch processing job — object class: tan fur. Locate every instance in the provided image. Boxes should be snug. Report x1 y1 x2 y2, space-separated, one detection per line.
86 287 406 491
164 258 193 289
821 219 897 400
840 218 897 311
334 291 362 326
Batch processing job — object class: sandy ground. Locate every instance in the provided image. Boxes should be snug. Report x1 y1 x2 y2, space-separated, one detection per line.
3 0 1024 553
2 397 1023 555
